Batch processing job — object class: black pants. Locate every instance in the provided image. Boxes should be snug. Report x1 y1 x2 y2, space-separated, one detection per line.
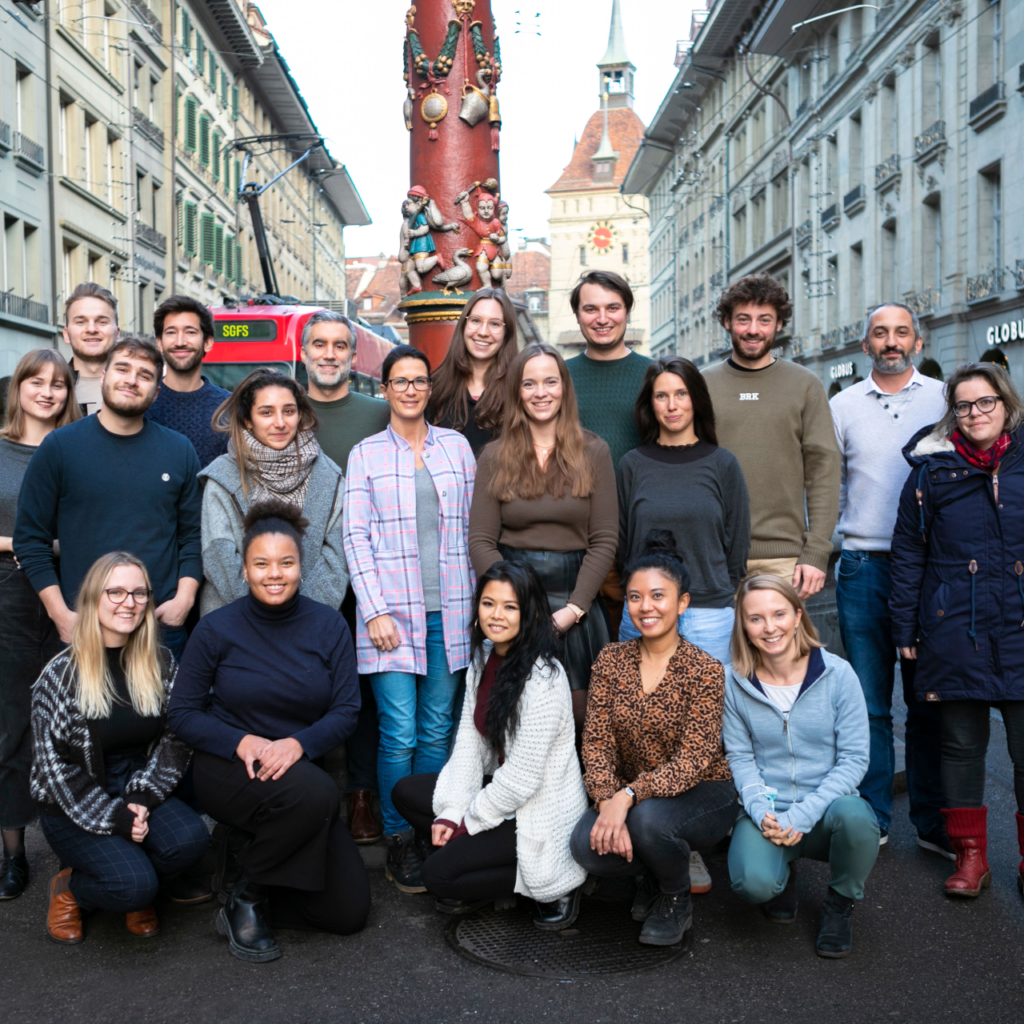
940 700 1024 813
392 773 517 901
0 560 60 830
342 587 379 794
193 751 370 935
570 780 738 895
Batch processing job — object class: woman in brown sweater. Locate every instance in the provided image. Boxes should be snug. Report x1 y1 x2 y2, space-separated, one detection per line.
570 531 737 947
469 343 617 724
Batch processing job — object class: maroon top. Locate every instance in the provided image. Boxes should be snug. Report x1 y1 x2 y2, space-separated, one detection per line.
474 649 504 740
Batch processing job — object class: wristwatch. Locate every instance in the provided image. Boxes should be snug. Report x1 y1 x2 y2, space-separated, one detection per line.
624 786 637 807
566 602 585 624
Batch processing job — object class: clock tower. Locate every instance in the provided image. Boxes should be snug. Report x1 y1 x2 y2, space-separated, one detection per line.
545 0 650 355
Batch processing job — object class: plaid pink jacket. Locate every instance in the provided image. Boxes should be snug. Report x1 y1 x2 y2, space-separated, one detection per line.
343 424 476 675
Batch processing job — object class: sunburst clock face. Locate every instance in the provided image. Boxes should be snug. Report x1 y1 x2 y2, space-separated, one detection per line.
588 221 617 253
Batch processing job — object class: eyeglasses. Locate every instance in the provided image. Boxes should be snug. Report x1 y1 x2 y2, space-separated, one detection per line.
103 587 152 605
385 377 431 392
466 316 505 334
953 395 1002 418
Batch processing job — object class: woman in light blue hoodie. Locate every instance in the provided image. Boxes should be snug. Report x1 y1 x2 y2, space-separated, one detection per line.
723 574 877 959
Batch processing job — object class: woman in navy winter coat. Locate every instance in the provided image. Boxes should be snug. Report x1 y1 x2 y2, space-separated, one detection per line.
890 362 1024 901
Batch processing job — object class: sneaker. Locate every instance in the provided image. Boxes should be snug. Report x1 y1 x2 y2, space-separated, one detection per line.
878 829 889 847
639 892 692 947
689 850 711 894
917 828 956 862
385 829 426 894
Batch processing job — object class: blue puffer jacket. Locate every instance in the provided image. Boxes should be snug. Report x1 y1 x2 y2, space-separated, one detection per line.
890 424 1024 701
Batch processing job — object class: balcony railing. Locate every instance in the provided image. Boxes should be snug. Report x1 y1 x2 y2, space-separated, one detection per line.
969 82 1006 129
13 131 45 172
0 119 10 154
709 270 724 289
132 107 164 150
843 183 866 216
966 270 1002 303
0 290 50 324
820 203 839 231
692 283 705 304
136 221 167 253
795 219 812 247
903 288 940 316
796 98 809 118
914 119 946 162
129 0 162 40
843 320 865 345
875 153 900 190
822 327 842 351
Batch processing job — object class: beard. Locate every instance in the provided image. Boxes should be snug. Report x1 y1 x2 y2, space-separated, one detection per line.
870 348 914 375
163 346 206 374
581 320 628 351
729 329 777 363
308 359 352 391
102 381 156 416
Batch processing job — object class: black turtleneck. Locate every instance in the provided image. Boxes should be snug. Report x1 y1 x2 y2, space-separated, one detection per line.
167 590 359 761
89 647 164 757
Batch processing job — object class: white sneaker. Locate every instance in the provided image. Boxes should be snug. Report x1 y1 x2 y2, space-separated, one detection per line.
690 850 711 894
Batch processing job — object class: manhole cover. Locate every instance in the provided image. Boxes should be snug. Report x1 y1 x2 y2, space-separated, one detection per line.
444 898 688 977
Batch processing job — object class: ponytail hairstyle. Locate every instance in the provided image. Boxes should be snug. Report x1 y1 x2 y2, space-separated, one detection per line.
241 498 309 563
469 561 562 758
622 529 691 596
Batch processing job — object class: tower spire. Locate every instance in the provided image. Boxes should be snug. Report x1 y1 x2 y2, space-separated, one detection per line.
596 0 635 109
600 0 629 66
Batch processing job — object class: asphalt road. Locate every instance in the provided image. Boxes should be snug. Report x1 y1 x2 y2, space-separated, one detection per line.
3 720 1023 1024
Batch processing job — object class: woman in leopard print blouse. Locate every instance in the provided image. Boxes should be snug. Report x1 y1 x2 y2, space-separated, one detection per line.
570 530 737 948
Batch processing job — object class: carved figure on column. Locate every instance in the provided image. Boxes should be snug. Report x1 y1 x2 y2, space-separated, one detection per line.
399 185 461 296
453 180 502 288
487 200 512 287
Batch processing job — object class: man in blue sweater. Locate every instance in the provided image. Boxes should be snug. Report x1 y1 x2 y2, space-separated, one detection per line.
15 337 202 660
146 295 231 468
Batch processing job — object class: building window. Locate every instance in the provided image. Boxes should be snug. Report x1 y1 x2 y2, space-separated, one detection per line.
622 243 629 264
200 212 215 264
58 100 69 176
978 0 1002 92
923 195 942 293
979 164 1002 275
83 116 94 190
184 97 197 152
184 202 198 256
579 245 587 266
199 115 210 166
214 224 225 275
362 297 372 311
881 220 897 300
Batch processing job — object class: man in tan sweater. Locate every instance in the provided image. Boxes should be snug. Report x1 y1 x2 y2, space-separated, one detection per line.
703 274 840 598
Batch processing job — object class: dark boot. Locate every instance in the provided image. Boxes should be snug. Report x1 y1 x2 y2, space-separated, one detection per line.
212 824 249 905
434 897 488 915
941 807 991 897
165 864 214 905
815 887 855 958
639 891 692 947
385 828 426 894
533 887 582 931
0 855 29 900
763 863 798 924
347 790 382 845
216 880 281 963
630 874 658 922
1015 812 1024 896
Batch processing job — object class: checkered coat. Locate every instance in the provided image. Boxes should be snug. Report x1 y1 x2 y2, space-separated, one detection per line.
343 424 476 675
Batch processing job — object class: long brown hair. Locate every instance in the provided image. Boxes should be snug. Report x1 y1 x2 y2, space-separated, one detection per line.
634 356 719 446
211 368 319 497
429 288 518 433
1 349 82 441
939 362 1023 438
488 343 594 500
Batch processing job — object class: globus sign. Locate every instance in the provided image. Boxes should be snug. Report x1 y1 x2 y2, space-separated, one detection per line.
830 361 856 381
987 314 1024 346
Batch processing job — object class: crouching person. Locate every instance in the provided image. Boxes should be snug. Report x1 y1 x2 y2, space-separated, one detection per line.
167 502 368 963
33 553 209 944
391 561 588 929
570 533 738 947
724 574 878 958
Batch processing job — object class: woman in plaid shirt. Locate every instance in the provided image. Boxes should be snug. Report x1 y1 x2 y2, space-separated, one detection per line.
344 345 476 894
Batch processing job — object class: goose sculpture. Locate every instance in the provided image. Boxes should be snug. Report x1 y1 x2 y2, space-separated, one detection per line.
432 248 475 296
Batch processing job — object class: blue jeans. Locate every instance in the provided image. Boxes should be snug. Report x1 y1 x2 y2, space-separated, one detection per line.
836 550 944 835
370 612 462 834
159 623 188 663
619 605 734 667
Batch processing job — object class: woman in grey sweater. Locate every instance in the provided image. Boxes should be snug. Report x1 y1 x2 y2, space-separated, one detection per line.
617 356 750 665
199 369 347 615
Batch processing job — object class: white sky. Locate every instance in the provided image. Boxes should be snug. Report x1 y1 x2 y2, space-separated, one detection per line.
253 0 694 258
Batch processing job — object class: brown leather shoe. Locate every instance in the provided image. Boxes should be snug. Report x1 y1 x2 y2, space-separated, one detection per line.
126 905 160 937
47 868 83 944
348 790 382 844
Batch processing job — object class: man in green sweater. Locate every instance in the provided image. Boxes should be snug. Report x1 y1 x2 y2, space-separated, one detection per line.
703 274 840 599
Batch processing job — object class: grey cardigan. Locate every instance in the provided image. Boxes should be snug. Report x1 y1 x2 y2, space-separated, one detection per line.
198 451 349 615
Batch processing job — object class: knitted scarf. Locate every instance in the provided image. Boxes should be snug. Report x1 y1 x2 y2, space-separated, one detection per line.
951 429 1011 472
238 429 320 508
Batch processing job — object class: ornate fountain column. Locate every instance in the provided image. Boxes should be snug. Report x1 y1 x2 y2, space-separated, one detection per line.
397 0 510 368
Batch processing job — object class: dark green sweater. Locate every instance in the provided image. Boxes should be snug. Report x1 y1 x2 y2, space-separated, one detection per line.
309 391 391 475
566 350 651 467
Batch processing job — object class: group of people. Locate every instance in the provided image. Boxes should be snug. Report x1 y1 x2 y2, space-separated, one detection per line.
0 269 1021 967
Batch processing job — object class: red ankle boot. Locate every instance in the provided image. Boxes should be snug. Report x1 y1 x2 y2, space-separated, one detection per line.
1015 812 1024 895
941 807 991 897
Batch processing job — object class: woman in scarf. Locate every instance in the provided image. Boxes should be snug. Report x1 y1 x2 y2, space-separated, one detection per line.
199 368 348 614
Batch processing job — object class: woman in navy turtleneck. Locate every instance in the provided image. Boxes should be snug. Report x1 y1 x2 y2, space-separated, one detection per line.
168 500 366 963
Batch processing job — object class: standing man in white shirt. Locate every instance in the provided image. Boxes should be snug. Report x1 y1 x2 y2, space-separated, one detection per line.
830 303 950 857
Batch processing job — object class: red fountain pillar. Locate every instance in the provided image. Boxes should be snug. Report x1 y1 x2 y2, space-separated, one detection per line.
397 0 508 368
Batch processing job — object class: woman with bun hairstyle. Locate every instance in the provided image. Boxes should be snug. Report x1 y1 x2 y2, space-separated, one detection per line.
199 367 347 614
617 356 749 664
168 501 366 963
392 561 588 929
570 532 737 948
428 287 518 456
33 552 208 945
469 343 617 725
723 575 877 959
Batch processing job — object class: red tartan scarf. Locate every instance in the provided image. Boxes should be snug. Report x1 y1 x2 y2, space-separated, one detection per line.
951 429 1011 472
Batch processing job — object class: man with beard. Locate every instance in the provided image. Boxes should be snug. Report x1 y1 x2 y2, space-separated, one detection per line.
14 337 201 660
703 273 840 599
62 283 119 415
830 303 949 856
146 295 230 468
300 309 389 845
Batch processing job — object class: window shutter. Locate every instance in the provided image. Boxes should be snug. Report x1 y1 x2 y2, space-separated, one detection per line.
225 235 234 280
199 115 210 165
234 158 241 196
181 10 191 59
221 71 229 109
214 224 225 274
196 35 204 76
200 212 215 264
211 130 220 178
232 85 239 121
235 241 243 284
184 202 197 256
184 97 197 151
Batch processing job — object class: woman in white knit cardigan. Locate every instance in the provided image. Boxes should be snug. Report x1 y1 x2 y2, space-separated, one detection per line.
392 561 588 929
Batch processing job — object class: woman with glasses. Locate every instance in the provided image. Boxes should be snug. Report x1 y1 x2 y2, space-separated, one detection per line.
892 362 1024 900
32 553 209 945
199 368 347 614
429 288 518 456
344 344 476 894
0 349 81 901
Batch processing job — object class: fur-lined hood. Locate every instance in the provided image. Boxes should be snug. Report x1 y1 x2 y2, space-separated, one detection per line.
902 423 954 465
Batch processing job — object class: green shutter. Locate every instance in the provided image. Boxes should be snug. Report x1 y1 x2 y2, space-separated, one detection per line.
181 10 191 58
176 197 183 249
221 71 229 109
175 86 181 139
232 85 239 121
200 213 215 264
225 235 234 280
235 242 243 284
214 224 225 274
199 115 210 165
196 35 204 76
184 97 197 151
233 158 241 197
184 202 197 256
211 131 220 179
